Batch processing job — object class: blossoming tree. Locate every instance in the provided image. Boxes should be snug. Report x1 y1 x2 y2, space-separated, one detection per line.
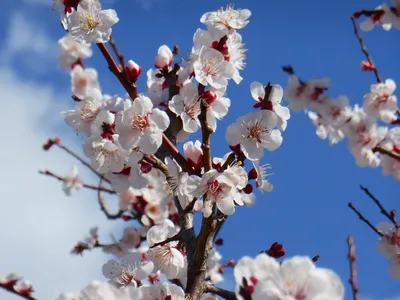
1 0 400 299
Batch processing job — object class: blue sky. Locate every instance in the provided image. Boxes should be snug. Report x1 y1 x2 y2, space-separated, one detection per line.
1 0 399 299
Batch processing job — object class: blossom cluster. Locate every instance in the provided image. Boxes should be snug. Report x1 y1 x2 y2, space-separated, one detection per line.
377 222 400 278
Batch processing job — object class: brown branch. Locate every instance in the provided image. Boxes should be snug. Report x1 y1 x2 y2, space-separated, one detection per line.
219 152 236 173
351 15 382 83
149 233 183 248
261 82 273 110
162 134 194 174
39 170 116 194
353 9 385 19
109 35 127 79
96 43 139 100
360 185 399 228
204 285 237 300
373 146 400 161
54 143 110 183
347 235 359 300
0 283 37 300
198 84 213 172
98 178 123 220
348 202 383 236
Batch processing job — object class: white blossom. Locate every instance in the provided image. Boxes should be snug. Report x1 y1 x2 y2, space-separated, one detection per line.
70 65 100 99
62 166 83 196
140 282 185 300
200 5 251 32
58 34 93 69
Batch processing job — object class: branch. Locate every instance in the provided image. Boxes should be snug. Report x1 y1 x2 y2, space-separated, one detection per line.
373 146 400 161
350 15 382 83
149 232 183 248
261 82 273 110
360 185 399 228
204 285 237 300
54 143 110 183
0 283 37 300
347 235 359 300
97 178 124 220
199 85 213 172
162 134 195 174
96 43 139 100
39 170 116 194
109 35 127 78
348 202 383 236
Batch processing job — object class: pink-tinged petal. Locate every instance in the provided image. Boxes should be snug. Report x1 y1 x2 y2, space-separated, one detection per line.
250 81 264 101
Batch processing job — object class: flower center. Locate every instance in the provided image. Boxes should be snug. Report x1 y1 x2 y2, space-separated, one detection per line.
76 77 88 90
202 56 223 76
184 101 201 120
243 120 269 143
131 114 150 131
207 180 222 198
80 101 101 122
79 13 99 33
375 93 389 108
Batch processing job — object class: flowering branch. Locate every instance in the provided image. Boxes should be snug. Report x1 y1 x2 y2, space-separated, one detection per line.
98 179 124 220
348 202 383 236
204 284 237 300
38 170 116 194
347 235 359 300
360 185 399 228
109 35 127 78
350 15 382 83
53 142 110 184
0 283 37 300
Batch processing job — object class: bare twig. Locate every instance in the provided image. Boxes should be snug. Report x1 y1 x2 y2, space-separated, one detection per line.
0 283 37 300
360 185 399 228
347 235 359 300
204 285 237 300
54 143 110 184
39 170 116 194
109 35 127 78
348 202 383 236
149 233 183 248
312 255 320 262
350 15 382 83
97 178 123 220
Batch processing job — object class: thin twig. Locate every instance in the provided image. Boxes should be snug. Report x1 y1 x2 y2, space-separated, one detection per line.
54 143 110 184
373 146 400 161
149 233 183 248
204 284 237 300
351 15 382 83
348 202 383 236
109 35 127 78
347 235 359 300
0 284 37 300
97 178 123 220
39 170 116 194
360 185 399 228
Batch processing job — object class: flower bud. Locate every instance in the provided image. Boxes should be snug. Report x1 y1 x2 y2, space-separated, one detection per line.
360 60 375 71
154 45 173 70
215 238 224 246
202 90 217 105
125 60 142 82
242 183 253 194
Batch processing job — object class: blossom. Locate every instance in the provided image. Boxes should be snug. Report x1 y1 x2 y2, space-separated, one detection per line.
102 252 154 287
250 160 273 193
377 222 400 260
360 4 393 31
188 170 238 217
193 46 235 89
381 128 400 180
62 166 83 196
58 34 93 69
63 88 106 135
125 60 142 83
67 0 119 44
154 45 174 70
116 96 170 154
226 110 282 160
70 65 100 99
250 81 290 131
183 140 203 172
204 89 231 131
147 220 185 279
83 134 127 174
140 282 185 300
169 82 201 133
363 79 398 124
200 5 251 32
234 254 344 300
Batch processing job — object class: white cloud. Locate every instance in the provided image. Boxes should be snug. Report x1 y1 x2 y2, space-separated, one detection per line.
0 11 57 72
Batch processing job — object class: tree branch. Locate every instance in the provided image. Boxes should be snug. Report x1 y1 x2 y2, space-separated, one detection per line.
348 202 383 236
39 170 116 194
54 143 110 184
97 178 124 220
205 285 237 300
373 146 400 161
351 15 382 83
109 35 127 78
360 185 399 228
347 235 359 300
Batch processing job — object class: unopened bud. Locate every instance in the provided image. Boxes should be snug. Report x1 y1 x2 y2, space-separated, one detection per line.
215 238 224 246
360 61 375 71
202 90 217 105
125 60 142 82
266 242 285 258
140 161 152 174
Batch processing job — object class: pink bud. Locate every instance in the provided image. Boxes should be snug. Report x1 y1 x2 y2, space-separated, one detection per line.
125 60 142 82
154 45 173 70
140 161 152 174
202 90 217 105
215 238 224 246
360 61 375 71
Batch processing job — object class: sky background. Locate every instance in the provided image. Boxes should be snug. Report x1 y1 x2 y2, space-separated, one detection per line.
0 0 399 299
